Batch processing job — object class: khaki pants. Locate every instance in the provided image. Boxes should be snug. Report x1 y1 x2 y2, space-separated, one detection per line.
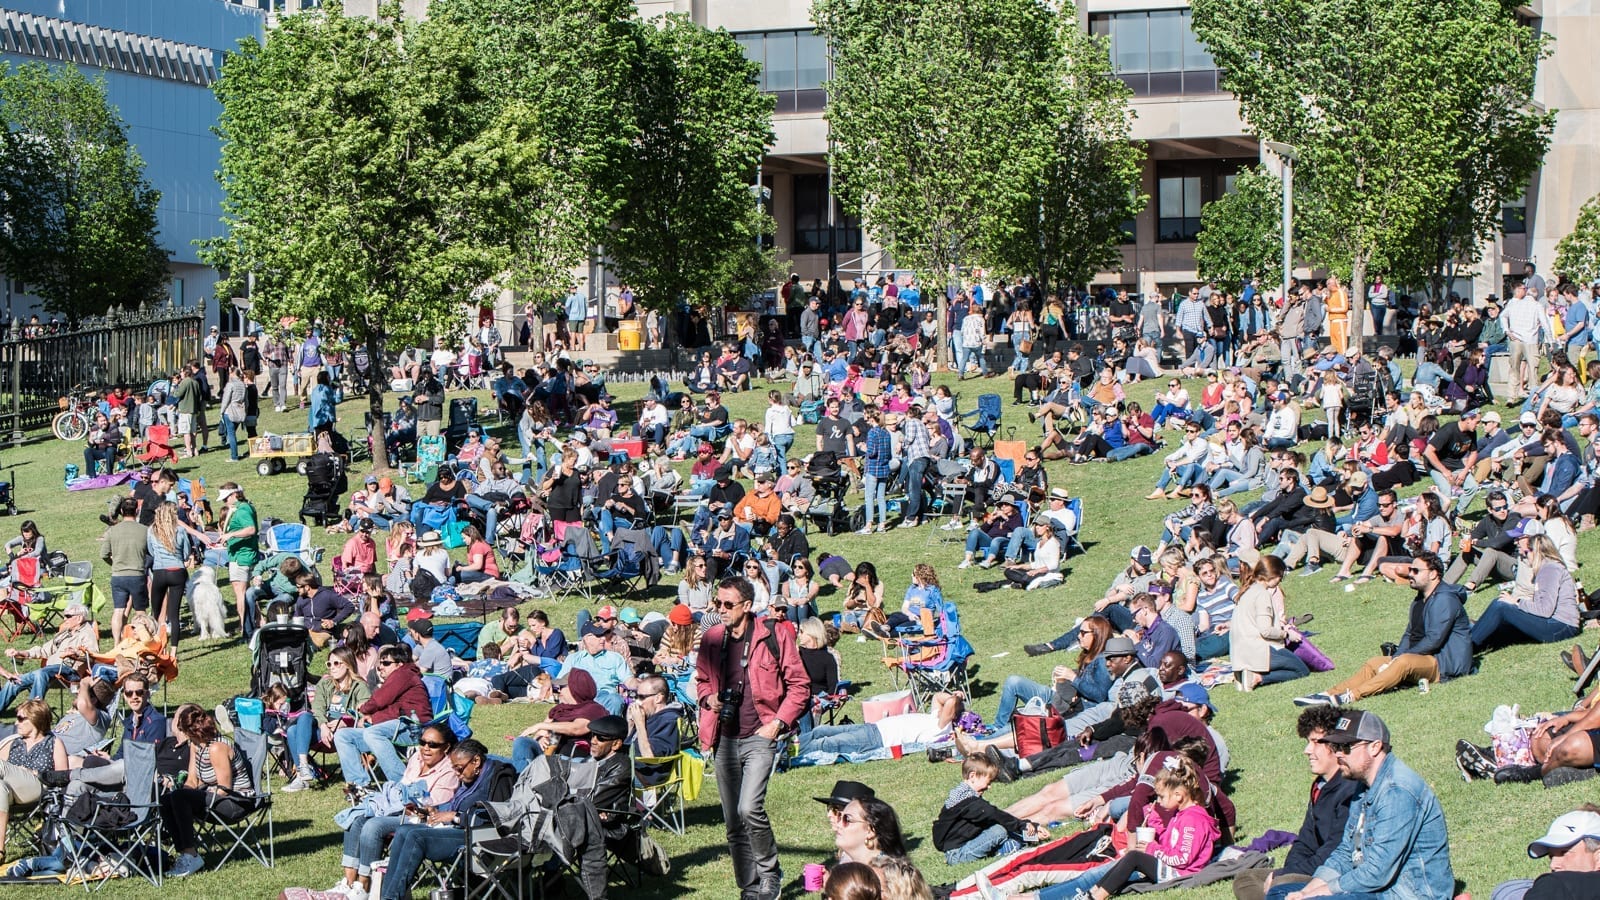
1445 547 1516 586
1330 653 1439 701
0 758 43 814
1283 528 1348 568
417 419 442 438
1508 341 1539 396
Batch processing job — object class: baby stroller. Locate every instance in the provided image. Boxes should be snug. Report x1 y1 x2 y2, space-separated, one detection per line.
299 451 345 526
446 397 479 453
251 620 313 712
805 451 860 536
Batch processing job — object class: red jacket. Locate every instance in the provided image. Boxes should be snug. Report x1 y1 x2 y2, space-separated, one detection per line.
360 662 431 725
694 615 810 751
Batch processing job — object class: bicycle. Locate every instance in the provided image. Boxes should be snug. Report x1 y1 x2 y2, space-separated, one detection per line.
51 384 101 442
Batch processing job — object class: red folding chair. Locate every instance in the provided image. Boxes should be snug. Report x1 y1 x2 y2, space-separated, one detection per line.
0 557 44 640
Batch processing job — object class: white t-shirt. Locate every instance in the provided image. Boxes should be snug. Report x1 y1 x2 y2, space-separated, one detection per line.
874 713 949 748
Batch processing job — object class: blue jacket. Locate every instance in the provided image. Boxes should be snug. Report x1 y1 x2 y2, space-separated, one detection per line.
1313 754 1454 900
308 384 336 429
1075 656 1112 706
1397 582 1473 680
1282 773 1363 876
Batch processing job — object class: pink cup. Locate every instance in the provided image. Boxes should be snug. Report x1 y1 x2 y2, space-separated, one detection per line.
804 863 827 892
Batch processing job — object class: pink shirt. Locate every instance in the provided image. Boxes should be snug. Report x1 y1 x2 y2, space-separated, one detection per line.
1145 803 1220 876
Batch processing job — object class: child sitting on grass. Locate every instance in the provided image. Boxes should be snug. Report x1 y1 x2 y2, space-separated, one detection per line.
933 754 1047 864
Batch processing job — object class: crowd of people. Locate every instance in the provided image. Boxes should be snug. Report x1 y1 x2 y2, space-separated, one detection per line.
7 263 1600 900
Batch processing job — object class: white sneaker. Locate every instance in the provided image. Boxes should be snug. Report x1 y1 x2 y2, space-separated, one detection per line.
326 878 354 896
282 773 313 793
169 853 206 877
856 526 873 535
979 558 999 569
957 559 973 569
345 886 370 900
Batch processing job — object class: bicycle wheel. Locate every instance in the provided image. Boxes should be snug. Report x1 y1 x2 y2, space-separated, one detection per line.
53 411 88 442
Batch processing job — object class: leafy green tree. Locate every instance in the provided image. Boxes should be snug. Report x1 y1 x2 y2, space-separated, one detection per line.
0 62 169 322
429 0 641 302
1192 0 1551 346
206 1 549 469
1194 167 1283 290
988 17 1145 294
606 14 776 315
1555 194 1600 288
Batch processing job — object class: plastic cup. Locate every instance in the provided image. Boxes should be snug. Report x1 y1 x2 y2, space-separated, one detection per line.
890 744 904 759
804 863 827 891
1136 826 1156 845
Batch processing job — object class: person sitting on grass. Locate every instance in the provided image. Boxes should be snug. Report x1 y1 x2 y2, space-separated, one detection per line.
933 753 1049 865
1469 533 1580 652
1024 547 1157 656
797 691 963 759
1294 552 1471 710
1232 706 1362 900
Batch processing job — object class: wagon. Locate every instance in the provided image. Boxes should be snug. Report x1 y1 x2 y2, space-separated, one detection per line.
249 432 317 476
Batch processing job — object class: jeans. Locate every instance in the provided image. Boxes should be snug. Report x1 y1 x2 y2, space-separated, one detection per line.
1196 631 1231 660
511 736 544 773
798 723 885 757
1156 463 1204 491
689 424 724 442
904 457 931 521
342 812 405 876
1107 444 1153 463
286 711 314 763
966 530 998 558
1370 304 1387 336
1210 469 1256 496
771 433 794 461
1038 859 1116 900
1048 604 1135 652
335 718 415 785
83 444 118 475
1470 599 1580 650
716 734 782 899
463 494 499 544
944 824 1020 864
222 416 242 460
0 664 70 713
651 525 688 569
862 473 888 530
381 824 467 900
1259 647 1311 686
1266 888 1383 900
991 675 1052 734
1004 528 1038 562
954 341 973 377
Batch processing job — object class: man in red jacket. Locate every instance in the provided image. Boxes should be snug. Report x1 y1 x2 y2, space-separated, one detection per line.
335 643 434 789
696 576 810 900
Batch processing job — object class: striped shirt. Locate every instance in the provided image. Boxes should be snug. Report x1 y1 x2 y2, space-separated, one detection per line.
1195 580 1238 633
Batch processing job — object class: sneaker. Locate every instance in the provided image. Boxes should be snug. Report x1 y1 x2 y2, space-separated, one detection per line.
1493 764 1544 784
856 526 873 535
1292 693 1336 707
1455 740 1496 781
926 746 957 764
941 520 964 531
1299 564 1323 576
979 558 999 569
282 773 313 793
957 559 973 569
986 746 1022 783
345 886 370 900
1024 643 1055 657
326 878 355 897
169 853 205 877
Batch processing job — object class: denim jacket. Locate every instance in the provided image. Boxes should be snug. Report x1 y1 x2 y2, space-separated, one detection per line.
1313 754 1454 900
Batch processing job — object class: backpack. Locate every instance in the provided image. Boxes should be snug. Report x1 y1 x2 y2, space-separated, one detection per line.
66 788 136 829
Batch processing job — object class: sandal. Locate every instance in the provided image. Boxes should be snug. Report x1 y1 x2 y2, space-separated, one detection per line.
1354 575 1374 585
1328 575 1350 584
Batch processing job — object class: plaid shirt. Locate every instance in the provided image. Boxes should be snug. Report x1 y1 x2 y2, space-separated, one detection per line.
863 426 894 478
901 418 932 461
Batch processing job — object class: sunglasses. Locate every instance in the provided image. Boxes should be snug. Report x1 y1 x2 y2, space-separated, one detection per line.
418 739 451 750
717 600 746 611
378 659 399 668
123 689 148 697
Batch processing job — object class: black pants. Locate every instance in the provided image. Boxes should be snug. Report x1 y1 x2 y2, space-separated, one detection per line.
151 568 189 643
1097 849 1162 895
1014 373 1045 403
161 787 251 853
1075 433 1113 459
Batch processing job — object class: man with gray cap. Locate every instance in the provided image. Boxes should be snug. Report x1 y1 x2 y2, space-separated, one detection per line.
1489 808 1600 900
1267 710 1453 900
0 602 98 713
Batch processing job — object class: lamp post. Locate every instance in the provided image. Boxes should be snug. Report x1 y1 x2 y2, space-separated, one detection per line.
1263 140 1297 304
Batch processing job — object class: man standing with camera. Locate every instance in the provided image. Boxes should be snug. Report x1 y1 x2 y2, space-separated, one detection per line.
695 576 811 900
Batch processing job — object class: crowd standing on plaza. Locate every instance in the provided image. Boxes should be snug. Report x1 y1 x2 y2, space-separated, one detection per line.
5 262 1600 899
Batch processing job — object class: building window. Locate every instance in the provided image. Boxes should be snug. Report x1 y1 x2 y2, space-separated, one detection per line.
735 29 828 115
792 174 862 255
1089 10 1221 97
1502 201 1527 234
1156 159 1251 242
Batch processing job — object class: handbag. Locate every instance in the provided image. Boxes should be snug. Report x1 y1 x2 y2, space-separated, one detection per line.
1018 338 1034 354
1290 637 1335 672
1010 696 1067 757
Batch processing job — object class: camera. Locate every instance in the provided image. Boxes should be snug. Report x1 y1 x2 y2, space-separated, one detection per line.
1380 642 1399 657
718 686 744 725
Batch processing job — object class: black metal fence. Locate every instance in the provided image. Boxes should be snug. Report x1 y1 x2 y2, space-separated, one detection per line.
0 299 206 440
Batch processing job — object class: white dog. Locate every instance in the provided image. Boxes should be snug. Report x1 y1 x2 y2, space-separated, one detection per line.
187 566 229 640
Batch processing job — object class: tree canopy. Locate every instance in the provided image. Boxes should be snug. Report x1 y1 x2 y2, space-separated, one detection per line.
206 1 550 467
0 61 169 322
1192 0 1551 342
1194 167 1284 290
1555 194 1600 289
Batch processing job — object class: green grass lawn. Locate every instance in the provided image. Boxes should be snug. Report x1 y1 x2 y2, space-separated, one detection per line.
2 366 1587 898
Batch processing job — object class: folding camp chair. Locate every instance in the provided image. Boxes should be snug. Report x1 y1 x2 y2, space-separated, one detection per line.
261 521 326 567
433 802 554 900
632 752 693 835
886 599 975 708
958 393 1006 448
406 434 447 485
0 555 46 639
197 728 276 869
434 621 485 661
60 740 165 889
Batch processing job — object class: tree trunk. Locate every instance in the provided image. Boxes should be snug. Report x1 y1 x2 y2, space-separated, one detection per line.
1349 257 1367 355
366 328 390 472
935 290 950 372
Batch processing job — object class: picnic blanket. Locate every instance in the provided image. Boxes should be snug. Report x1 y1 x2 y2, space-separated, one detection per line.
65 471 135 491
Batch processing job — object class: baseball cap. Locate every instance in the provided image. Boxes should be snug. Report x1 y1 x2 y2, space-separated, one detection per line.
1103 636 1137 658
1520 411 1540 426
814 780 876 808
1459 407 1481 420
365 474 379 485
619 607 642 625
581 623 611 639
595 604 619 621
715 463 734 480
1176 682 1216 714
405 606 433 622
1320 710 1390 746
1528 811 1600 858
1481 411 1501 425
1506 517 1543 539
1130 545 1153 568
64 602 90 618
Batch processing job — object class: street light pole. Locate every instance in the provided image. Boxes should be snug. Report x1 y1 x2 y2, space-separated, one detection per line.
1264 141 1297 304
